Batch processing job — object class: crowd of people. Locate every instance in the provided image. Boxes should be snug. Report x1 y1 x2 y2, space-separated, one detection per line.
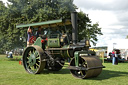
109 50 119 65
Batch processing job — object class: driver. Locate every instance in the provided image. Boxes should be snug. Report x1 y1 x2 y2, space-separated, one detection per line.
27 26 33 46
36 26 42 38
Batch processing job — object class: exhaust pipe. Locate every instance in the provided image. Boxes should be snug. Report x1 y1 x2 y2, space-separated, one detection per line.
71 12 78 44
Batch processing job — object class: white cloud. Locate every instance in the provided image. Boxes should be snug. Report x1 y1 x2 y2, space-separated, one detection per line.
81 9 118 27
74 0 128 47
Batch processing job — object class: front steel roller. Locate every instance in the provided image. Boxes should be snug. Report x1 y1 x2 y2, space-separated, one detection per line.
70 56 103 79
22 45 46 74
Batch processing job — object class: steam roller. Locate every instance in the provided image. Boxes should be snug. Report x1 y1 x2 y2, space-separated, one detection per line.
17 11 105 79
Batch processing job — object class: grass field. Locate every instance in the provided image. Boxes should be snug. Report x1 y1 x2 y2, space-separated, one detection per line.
0 55 128 85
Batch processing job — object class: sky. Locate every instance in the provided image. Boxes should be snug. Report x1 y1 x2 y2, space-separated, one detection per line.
1 0 128 47
73 0 128 47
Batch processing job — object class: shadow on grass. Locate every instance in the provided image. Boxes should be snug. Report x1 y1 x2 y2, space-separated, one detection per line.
104 60 128 63
40 69 128 80
88 70 128 80
40 68 70 74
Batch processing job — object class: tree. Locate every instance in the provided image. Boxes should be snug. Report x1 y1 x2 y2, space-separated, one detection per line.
77 11 103 45
0 1 9 53
0 0 102 53
126 35 128 39
0 0 76 52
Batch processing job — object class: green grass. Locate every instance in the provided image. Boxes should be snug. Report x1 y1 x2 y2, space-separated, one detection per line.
0 55 128 85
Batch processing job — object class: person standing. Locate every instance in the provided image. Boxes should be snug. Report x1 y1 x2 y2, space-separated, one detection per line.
112 50 115 65
6 51 8 58
27 26 33 46
115 51 118 65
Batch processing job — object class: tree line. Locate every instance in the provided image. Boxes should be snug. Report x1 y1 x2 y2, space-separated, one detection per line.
0 0 102 53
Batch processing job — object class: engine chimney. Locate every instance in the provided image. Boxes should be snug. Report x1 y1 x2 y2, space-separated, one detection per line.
71 12 78 44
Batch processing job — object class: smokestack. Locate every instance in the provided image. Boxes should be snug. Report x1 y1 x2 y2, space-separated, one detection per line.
71 12 78 44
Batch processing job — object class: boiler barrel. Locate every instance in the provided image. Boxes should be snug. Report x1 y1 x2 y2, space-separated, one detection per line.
49 45 74 58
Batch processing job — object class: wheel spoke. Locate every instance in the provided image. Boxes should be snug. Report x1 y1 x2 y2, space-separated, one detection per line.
36 57 40 59
27 57 29 59
27 61 29 63
32 66 34 70
32 49 35 54
29 51 31 55
27 65 31 69
36 63 39 67
80 71 84 76
36 54 39 57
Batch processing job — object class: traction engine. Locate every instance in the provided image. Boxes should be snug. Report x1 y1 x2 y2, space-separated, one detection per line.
16 12 105 79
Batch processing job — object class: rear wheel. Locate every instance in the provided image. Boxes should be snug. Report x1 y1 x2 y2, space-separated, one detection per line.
22 45 46 74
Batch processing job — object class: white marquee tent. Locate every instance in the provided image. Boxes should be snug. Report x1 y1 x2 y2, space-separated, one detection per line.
107 39 128 60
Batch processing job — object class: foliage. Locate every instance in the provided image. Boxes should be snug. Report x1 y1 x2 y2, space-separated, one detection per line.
0 0 102 53
77 11 103 45
0 1 8 53
125 35 128 39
